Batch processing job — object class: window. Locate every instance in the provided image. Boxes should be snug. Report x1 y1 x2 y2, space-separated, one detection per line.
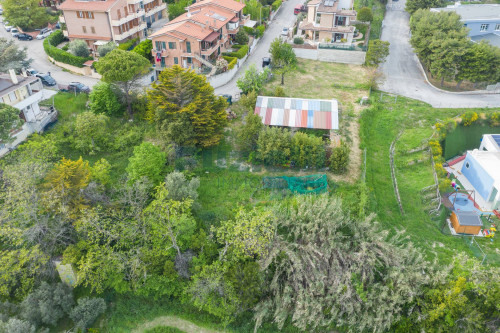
174 57 179 64
160 57 165 67
84 11 94 19
187 57 192 64
124 6 128 15
186 41 191 53
162 41 166 50
117 9 121 19
496 24 500 31
465 162 470 169
155 41 161 50
82 26 87 33
8 92 16 102
168 42 176 49
480 24 489 31
77 11 84 18
91 26 95 34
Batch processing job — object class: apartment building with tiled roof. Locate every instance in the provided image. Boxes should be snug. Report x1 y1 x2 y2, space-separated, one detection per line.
299 0 356 44
150 0 246 72
58 0 166 53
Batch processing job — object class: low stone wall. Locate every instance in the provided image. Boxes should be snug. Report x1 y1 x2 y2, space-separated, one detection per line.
293 47 366 65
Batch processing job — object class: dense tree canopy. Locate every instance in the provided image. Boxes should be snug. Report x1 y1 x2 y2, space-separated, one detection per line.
148 66 228 147
405 0 445 15
269 38 297 85
3 0 51 30
365 39 390 67
0 39 30 73
0 103 22 143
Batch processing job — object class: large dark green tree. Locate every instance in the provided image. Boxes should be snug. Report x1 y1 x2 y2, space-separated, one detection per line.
456 41 500 88
3 0 50 30
365 39 390 67
94 49 151 118
148 65 228 147
405 0 445 15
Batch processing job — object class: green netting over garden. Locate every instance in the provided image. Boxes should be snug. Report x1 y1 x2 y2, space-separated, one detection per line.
262 174 328 194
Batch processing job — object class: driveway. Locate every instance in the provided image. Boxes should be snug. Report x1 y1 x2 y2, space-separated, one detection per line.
379 0 500 108
0 22 99 89
214 0 304 96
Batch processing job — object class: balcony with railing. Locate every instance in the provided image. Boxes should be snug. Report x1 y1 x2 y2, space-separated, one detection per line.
111 9 145 26
145 3 166 16
114 22 147 41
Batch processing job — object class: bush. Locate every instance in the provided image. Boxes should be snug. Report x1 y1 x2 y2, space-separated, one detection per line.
255 25 265 38
235 29 249 45
238 112 263 154
97 42 116 58
2 318 36 333
117 38 139 51
274 86 286 97
223 45 249 59
291 132 326 168
330 141 350 174
293 37 304 44
68 39 90 57
69 297 106 331
490 112 500 127
127 142 166 184
237 64 270 94
61 44 69 51
222 56 238 70
88 82 124 116
43 30 92 67
164 171 200 202
73 112 110 154
429 140 442 156
132 39 153 62
357 7 373 22
243 26 255 36
271 0 282 11
256 127 292 165
461 111 478 126
20 282 74 327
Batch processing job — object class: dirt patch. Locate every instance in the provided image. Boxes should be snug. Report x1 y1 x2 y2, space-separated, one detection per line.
131 316 226 333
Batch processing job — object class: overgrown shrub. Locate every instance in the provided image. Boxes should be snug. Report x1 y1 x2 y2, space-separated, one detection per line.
97 42 116 58
127 142 166 184
274 86 285 97
243 26 255 36
330 140 350 173
291 132 326 168
429 140 442 156
461 111 478 126
222 56 237 69
117 38 139 51
256 127 291 165
271 0 282 11
256 25 265 38
132 39 154 61
238 112 263 154
489 112 500 127
68 39 90 57
69 297 106 331
235 29 249 45
223 45 249 59
2 318 36 333
357 7 373 22
43 30 92 67
293 37 304 44
164 171 200 202
88 82 124 116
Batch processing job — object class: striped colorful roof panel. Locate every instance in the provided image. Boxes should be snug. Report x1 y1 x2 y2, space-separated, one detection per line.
254 96 339 130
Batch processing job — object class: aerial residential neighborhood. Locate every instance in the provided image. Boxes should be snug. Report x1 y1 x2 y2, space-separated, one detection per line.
0 0 499 331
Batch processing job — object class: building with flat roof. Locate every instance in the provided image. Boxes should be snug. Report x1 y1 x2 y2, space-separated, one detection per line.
58 0 166 54
461 134 500 211
431 3 500 48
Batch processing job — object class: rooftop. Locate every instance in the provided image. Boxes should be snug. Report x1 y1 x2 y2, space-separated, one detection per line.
430 3 500 21
254 96 339 130
58 0 118 12
455 211 483 226
189 0 245 13
468 149 500 185
471 33 500 48
0 75 38 97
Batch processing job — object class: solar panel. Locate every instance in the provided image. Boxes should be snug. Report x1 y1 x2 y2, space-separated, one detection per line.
493 135 500 146
212 13 227 21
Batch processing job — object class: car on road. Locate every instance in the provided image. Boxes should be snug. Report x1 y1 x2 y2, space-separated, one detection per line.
262 57 271 68
11 28 20 37
26 68 38 76
281 27 289 37
68 82 91 93
17 33 33 41
0 9 4 15
36 73 57 86
4 24 13 32
294 4 306 14
36 29 52 40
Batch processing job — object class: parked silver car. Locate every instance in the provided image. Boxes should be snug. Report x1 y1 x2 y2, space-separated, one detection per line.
36 29 52 40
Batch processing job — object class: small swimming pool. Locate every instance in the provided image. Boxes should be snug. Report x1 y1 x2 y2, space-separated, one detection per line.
448 192 494 215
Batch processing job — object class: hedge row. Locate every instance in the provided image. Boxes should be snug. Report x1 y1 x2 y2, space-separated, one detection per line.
271 0 282 12
223 45 249 59
223 56 237 69
43 30 92 68
118 38 139 51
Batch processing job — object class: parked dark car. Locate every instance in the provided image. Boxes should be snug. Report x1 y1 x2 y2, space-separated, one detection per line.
68 82 91 93
36 73 57 86
17 33 33 41
262 57 271 68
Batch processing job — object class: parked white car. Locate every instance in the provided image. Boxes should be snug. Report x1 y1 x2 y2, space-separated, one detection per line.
36 29 52 40
4 24 13 32
11 28 19 37
281 27 289 37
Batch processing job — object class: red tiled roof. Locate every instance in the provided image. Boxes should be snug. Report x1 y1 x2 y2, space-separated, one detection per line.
150 21 214 40
58 0 118 12
68 34 112 40
190 0 245 13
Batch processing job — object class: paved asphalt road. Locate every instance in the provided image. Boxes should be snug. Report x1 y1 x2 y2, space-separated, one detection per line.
379 0 500 108
0 19 99 89
214 0 304 96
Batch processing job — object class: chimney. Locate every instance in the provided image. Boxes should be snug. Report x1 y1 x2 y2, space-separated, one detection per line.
21 68 27 77
9 69 18 84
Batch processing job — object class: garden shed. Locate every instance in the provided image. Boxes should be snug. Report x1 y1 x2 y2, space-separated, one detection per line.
254 96 339 130
450 211 483 235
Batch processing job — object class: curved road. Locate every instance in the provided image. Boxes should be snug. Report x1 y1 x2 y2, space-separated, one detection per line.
379 0 500 108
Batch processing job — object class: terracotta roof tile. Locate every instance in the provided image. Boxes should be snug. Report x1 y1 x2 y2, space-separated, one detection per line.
58 0 118 12
190 0 245 13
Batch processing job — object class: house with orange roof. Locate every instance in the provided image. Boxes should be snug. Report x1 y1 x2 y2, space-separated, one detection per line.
299 0 356 44
150 0 246 73
58 0 166 54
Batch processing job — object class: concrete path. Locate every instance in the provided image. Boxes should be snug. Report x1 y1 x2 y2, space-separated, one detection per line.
378 0 500 108
0 20 99 89
214 0 304 96
131 316 226 333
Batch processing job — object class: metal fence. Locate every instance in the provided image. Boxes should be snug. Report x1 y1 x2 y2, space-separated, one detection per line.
318 43 367 52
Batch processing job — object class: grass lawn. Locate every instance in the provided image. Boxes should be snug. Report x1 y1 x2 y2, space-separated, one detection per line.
361 92 499 264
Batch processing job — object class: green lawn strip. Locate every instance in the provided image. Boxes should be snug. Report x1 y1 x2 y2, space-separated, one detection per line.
361 94 499 264
145 326 186 333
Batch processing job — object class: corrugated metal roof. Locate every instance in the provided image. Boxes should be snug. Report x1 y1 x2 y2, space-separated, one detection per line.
456 211 483 226
254 96 339 130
